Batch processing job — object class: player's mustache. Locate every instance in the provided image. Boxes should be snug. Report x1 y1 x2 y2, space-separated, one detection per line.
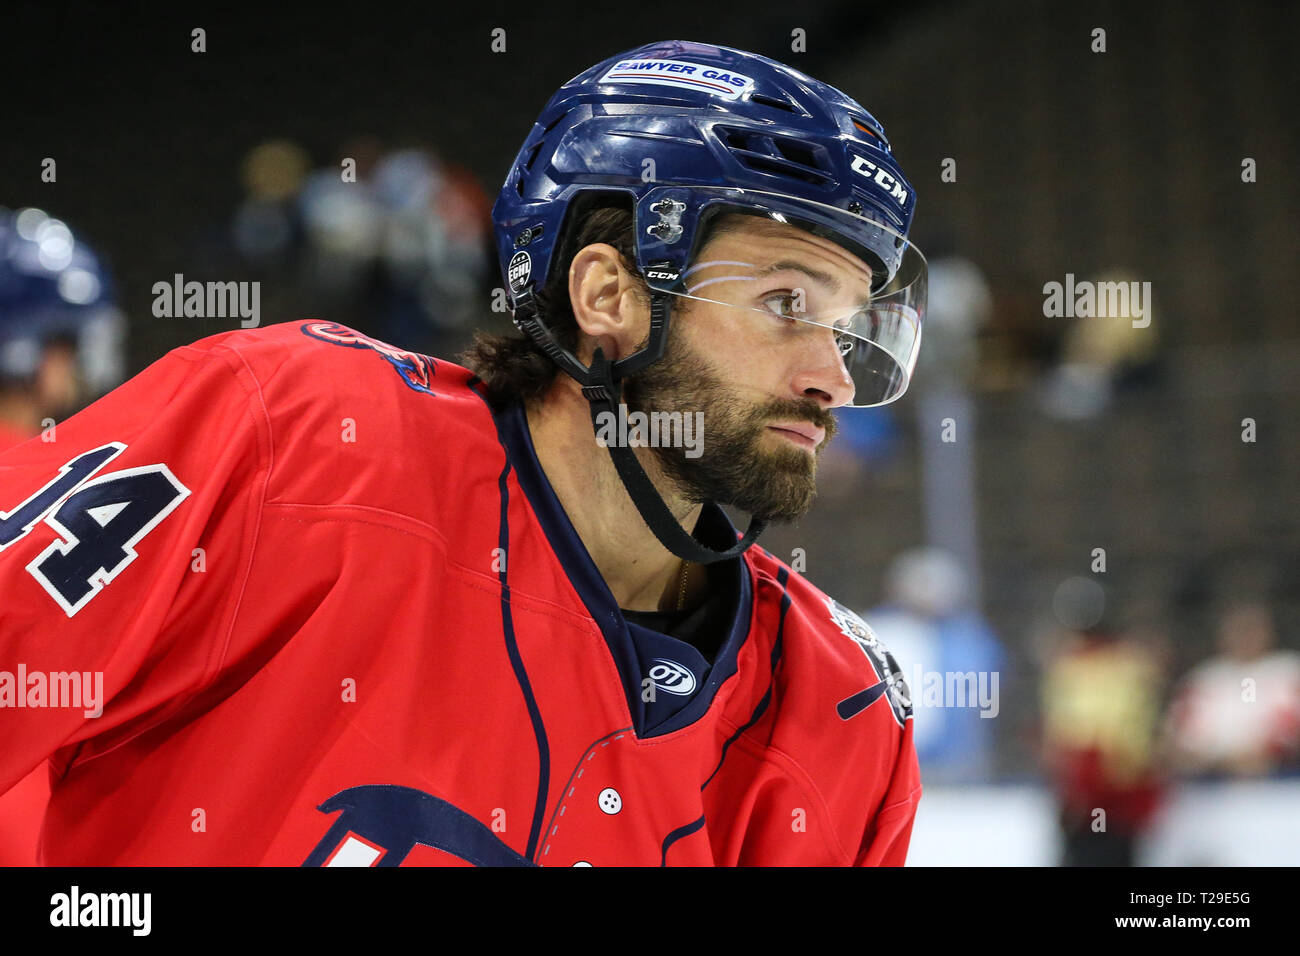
748 399 837 440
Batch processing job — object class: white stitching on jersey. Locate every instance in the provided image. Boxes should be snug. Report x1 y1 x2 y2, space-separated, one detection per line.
542 732 628 863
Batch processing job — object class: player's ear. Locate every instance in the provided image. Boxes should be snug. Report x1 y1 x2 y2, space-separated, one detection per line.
568 243 646 362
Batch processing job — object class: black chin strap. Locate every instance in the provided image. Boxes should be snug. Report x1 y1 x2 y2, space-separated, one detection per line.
580 347 767 565
513 279 767 564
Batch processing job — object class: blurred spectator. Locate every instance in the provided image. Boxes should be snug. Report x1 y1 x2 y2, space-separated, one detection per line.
1038 269 1162 420
0 205 128 866
1162 601 1300 778
1039 579 1166 866
234 138 492 354
296 151 388 300
369 148 491 348
231 138 312 273
865 547 1005 784
0 206 125 435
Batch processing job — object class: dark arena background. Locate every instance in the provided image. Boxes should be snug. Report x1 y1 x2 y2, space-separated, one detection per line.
1 0 1297 873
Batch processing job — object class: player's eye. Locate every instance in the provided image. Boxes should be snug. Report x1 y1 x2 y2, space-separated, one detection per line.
761 292 798 321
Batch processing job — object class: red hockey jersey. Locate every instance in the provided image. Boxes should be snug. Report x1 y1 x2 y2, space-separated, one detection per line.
0 422 50 867
0 321 920 866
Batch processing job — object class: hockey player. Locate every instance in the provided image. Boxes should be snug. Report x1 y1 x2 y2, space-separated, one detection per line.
0 40 924 865
0 207 126 865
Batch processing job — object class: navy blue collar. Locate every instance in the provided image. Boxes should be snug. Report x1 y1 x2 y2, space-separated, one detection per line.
492 401 754 737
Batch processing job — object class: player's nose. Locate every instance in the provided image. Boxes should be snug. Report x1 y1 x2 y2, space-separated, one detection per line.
789 324 856 408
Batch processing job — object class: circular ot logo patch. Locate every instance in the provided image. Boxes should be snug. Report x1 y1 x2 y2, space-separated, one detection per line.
647 658 697 696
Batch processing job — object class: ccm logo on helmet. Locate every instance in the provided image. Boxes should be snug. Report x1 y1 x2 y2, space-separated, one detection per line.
850 154 909 206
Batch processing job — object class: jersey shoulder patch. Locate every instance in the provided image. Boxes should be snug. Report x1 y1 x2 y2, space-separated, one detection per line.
299 321 440 395
745 548 914 728
824 596 912 726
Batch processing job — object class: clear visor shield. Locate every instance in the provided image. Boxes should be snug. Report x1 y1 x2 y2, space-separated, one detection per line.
639 188 926 407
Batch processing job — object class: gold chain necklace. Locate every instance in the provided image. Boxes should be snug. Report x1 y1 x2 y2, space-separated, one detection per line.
676 560 692 613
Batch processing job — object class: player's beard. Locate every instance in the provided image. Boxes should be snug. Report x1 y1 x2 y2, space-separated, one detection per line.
621 317 837 523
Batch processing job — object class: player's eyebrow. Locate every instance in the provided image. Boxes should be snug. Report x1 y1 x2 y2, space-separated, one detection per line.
754 260 841 294
748 257 868 299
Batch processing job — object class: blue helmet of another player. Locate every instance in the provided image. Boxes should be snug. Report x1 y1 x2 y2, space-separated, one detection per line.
0 207 125 397
492 39 925 409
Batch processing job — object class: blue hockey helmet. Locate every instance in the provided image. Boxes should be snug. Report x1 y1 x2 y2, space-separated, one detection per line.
0 207 125 395
491 39 925 409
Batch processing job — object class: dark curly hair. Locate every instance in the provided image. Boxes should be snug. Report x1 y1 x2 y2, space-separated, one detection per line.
461 195 647 410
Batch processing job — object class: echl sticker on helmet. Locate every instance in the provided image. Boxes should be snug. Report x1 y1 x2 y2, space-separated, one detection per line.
599 59 753 101
507 251 532 292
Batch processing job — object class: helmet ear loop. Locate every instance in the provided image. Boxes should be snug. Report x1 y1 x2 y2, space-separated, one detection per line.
611 271 673 379
578 284 671 420
512 270 671 392
580 345 623 405
511 286 598 388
